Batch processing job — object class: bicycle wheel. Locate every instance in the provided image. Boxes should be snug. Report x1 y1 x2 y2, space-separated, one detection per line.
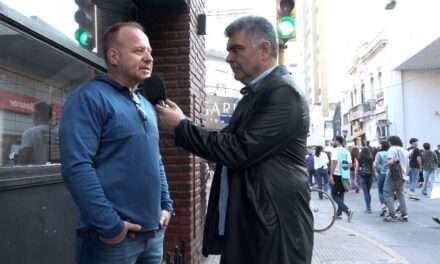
310 188 336 232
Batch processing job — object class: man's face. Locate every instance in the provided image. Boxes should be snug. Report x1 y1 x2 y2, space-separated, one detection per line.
109 27 153 85
226 31 265 85
412 141 418 148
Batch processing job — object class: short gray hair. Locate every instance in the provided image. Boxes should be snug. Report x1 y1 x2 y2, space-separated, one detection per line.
225 16 278 59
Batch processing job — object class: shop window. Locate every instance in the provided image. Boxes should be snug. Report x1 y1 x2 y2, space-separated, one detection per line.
0 21 101 169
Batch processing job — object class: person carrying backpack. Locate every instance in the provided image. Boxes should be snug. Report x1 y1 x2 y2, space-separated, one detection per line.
357 147 374 213
421 142 438 196
384 136 409 222
374 141 390 216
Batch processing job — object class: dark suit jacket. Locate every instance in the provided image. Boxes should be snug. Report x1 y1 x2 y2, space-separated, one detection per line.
174 65 313 264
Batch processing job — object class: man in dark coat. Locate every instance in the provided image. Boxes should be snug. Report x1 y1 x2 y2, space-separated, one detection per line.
156 16 313 264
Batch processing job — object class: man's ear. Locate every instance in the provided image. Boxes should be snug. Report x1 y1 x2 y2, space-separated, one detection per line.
259 40 273 60
107 48 119 65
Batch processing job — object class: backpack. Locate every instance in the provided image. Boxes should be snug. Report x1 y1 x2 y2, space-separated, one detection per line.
423 150 438 170
389 160 403 181
358 159 372 176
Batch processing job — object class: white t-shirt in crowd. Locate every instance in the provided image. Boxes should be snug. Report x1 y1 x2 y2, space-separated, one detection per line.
331 146 352 178
387 146 409 176
314 152 329 170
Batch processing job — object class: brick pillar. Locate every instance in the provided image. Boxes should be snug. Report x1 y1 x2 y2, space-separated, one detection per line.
139 0 206 263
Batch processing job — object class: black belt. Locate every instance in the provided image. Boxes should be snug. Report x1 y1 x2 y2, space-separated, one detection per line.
78 229 159 241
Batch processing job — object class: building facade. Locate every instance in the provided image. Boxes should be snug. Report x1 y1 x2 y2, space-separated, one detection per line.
296 0 331 146
341 0 440 148
342 33 389 147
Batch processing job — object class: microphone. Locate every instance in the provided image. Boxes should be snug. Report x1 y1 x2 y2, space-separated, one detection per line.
141 76 167 106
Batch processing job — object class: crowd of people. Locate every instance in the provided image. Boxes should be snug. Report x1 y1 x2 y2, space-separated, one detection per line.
305 136 440 224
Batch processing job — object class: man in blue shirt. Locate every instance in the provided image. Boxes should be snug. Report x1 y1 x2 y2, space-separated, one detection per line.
59 22 173 264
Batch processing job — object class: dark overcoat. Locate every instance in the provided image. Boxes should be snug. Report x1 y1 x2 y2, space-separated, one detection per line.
174 65 313 264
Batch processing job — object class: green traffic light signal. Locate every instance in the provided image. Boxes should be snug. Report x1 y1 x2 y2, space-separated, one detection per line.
75 28 94 49
75 29 92 47
278 16 296 41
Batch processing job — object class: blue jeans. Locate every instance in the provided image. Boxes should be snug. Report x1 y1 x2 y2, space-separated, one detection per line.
377 173 386 205
423 169 436 194
408 168 419 192
76 229 165 264
359 176 373 210
315 168 329 198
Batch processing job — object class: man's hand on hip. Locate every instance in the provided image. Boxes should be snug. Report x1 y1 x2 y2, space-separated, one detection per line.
100 221 141 245
160 210 172 228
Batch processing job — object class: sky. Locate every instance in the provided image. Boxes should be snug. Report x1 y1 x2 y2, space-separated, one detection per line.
325 0 388 101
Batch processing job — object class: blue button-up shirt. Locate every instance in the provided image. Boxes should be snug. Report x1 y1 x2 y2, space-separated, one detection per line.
60 75 173 238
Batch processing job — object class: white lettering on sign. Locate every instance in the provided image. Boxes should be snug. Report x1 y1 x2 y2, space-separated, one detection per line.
9 100 33 112
206 102 237 116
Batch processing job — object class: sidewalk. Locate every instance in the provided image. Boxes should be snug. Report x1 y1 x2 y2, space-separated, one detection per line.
203 223 408 264
312 223 408 264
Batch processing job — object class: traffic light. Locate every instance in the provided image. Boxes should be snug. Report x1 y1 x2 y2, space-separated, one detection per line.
277 0 295 47
74 0 95 50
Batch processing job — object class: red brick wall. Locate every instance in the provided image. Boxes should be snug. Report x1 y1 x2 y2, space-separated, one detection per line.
139 0 207 263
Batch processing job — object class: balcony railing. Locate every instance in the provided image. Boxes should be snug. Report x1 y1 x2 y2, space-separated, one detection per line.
347 100 376 121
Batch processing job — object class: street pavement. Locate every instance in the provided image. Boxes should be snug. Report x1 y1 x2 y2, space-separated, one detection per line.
330 184 440 264
203 182 440 264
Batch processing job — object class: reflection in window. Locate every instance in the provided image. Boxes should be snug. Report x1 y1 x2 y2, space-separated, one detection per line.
0 21 101 167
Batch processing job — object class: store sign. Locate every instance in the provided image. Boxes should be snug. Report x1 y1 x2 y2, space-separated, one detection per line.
0 91 34 113
204 95 239 129
0 91 62 118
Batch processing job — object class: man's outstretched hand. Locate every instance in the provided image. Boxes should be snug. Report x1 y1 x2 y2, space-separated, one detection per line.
156 99 186 134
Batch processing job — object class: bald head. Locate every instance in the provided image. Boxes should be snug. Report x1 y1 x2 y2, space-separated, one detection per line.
103 22 145 65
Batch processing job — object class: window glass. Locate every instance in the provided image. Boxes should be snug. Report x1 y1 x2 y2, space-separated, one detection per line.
0 21 101 167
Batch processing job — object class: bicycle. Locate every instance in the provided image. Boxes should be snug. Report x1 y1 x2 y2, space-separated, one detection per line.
310 187 337 232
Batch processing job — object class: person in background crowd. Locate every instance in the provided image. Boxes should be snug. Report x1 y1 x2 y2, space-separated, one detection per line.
314 145 329 199
330 136 354 222
374 141 390 216
384 136 409 222
434 145 440 162
407 137 422 199
350 147 360 192
357 147 374 213
421 142 438 196
305 149 315 186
